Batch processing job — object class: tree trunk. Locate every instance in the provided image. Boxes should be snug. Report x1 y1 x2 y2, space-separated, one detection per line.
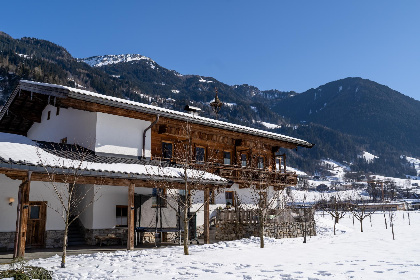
183 206 189 255
260 219 264 248
61 222 68 268
391 224 395 240
333 220 336 235
360 218 363 232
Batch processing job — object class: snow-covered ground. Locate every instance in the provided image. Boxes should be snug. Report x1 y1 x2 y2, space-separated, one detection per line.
3 211 419 279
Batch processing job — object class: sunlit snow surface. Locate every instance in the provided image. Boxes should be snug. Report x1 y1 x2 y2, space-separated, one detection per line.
6 211 419 279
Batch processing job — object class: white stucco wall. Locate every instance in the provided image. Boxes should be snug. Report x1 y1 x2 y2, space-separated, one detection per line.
95 112 151 158
88 185 153 229
0 174 22 232
27 106 153 158
27 105 97 150
0 174 66 232
30 182 66 230
75 184 95 229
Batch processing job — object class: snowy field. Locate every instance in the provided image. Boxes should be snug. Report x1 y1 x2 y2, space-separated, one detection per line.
2 211 419 279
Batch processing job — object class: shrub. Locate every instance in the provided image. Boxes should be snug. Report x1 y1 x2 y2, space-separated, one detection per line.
0 258 53 280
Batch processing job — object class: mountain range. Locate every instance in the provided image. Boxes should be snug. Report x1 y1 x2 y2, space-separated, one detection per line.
0 31 418 178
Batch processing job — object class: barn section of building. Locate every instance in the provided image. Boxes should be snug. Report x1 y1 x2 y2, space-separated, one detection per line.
0 80 313 256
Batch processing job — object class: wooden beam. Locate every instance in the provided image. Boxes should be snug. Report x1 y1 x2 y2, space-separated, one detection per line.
14 172 31 258
60 98 156 122
127 183 135 250
204 187 210 244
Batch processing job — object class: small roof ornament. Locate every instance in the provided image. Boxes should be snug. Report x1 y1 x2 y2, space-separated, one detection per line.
210 87 223 118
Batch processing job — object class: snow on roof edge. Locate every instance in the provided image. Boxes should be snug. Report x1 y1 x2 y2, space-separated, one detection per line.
18 80 314 148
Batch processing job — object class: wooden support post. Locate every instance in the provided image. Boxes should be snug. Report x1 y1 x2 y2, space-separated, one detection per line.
14 172 31 258
204 187 210 244
127 182 135 250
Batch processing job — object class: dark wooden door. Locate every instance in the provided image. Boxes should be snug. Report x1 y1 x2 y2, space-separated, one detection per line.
26 201 47 248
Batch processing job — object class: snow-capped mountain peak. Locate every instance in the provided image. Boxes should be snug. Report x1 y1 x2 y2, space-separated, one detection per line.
79 54 154 67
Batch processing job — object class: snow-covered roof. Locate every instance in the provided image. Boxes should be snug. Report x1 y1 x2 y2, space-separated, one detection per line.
16 80 314 148
0 132 227 185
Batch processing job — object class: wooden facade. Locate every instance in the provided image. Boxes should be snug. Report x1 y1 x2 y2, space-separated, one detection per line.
151 117 298 188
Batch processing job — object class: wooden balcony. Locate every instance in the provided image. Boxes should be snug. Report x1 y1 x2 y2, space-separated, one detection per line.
152 155 297 189
211 164 297 188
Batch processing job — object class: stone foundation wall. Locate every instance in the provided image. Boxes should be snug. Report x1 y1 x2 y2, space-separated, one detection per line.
0 230 67 251
0 232 15 251
45 230 65 248
215 221 316 241
84 228 128 245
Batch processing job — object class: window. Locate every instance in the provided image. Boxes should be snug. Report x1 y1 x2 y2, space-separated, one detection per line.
225 191 235 207
259 192 267 208
275 157 281 171
56 106 60 116
47 111 51 120
162 142 173 159
152 188 166 207
116 205 128 227
258 157 264 169
241 154 247 167
195 146 205 163
209 189 215 204
223 151 231 165
30 205 40 220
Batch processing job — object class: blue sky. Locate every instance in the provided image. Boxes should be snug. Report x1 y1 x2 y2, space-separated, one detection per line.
2 1 420 100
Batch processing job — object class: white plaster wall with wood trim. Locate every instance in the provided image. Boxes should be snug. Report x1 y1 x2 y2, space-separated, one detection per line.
29 181 66 230
0 174 22 232
88 185 153 229
74 184 95 229
27 105 97 150
95 112 152 158
0 174 66 232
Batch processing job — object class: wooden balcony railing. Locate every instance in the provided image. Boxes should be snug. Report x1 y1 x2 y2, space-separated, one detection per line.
154 156 297 187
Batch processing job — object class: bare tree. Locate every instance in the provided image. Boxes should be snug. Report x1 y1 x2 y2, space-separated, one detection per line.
350 192 375 232
237 164 282 248
319 191 349 235
36 143 102 268
387 209 396 240
148 121 227 255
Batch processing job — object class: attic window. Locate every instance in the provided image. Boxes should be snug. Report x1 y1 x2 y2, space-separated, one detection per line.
223 151 231 165
195 147 205 163
258 157 264 169
162 142 173 159
47 111 51 120
241 154 247 167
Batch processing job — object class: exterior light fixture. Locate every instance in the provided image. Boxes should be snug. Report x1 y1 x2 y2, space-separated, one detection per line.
8 197 15 206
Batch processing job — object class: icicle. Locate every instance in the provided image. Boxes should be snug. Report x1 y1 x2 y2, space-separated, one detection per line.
30 92 33 100
48 95 50 104
54 97 56 106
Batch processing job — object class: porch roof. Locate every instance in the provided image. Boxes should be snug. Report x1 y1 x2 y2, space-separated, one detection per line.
0 132 228 186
